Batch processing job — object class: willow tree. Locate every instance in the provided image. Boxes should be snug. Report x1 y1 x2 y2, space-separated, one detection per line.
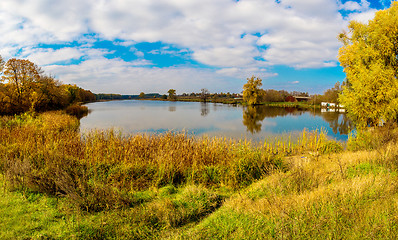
243 76 264 105
338 2 398 128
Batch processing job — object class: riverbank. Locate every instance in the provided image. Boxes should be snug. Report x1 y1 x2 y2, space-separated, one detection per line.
2 112 396 239
107 96 319 109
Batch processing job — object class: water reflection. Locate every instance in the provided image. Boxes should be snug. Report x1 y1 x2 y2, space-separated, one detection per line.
242 105 353 135
242 105 266 133
201 102 209 117
320 111 353 135
80 100 353 141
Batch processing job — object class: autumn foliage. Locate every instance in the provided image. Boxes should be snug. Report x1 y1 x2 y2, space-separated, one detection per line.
243 76 264 105
338 2 398 128
0 57 95 115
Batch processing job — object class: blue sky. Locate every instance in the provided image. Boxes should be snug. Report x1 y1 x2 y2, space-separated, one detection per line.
0 0 392 94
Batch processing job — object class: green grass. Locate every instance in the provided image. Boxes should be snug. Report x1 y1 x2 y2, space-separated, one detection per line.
0 175 75 239
259 101 318 109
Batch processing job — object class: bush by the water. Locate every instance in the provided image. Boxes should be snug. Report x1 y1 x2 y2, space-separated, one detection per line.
65 104 89 118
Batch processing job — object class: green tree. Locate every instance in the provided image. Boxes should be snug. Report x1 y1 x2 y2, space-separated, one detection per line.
167 89 176 100
139 92 145 99
243 76 264 105
323 82 342 104
338 2 398 128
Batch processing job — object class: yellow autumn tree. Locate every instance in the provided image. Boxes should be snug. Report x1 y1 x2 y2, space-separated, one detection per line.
2 58 41 112
338 2 398 128
167 89 176 100
243 76 264 105
0 56 95 114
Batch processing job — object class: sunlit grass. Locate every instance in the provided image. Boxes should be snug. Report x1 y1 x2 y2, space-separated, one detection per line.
175 149 398 239
0 174 75 239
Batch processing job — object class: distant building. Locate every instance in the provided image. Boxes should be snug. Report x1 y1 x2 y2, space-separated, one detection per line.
293 96 311 102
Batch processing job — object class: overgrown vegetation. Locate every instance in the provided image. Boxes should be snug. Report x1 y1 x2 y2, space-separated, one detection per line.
2 112 398 239
0 111 354 239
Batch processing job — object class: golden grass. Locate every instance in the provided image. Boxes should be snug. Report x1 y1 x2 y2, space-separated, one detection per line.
177 131 398 239
0 112 335 212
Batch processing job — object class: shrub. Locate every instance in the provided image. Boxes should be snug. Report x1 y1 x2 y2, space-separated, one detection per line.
319 141 343 154
65 104 89 119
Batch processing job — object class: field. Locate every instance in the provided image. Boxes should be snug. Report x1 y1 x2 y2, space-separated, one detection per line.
1 112 398 239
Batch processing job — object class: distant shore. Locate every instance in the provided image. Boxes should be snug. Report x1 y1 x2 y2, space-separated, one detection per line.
94 96 320 109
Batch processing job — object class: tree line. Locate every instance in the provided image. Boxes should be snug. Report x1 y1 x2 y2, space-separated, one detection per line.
242 76 312 105
240 2 398 129
0 56 95 115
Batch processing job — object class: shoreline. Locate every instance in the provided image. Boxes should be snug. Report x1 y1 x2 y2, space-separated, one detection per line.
92 97 320 109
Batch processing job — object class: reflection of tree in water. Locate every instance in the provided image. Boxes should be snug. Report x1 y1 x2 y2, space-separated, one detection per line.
168 106 176 112
314 111 353 135
242 106 268 133
243 105 309 134
242 105 354 135
201 102 209 117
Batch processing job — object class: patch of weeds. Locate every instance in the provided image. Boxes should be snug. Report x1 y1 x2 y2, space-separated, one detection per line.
159 185 178 197
347 163 387 178
319 141 343 154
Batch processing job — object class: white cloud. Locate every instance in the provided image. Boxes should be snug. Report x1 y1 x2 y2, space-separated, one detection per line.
216 67 277 80
340 1 363 11
0 0 387 93
348 9 377 23
20 47 83 66
115 40 136 47
0 0 352 68
338 0 376 23
43 58 242 94
0 0 88 41
339 0 371 12
193 46 258 67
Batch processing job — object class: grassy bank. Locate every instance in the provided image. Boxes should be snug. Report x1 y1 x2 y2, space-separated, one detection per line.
1 112 397 239
259 101 319 109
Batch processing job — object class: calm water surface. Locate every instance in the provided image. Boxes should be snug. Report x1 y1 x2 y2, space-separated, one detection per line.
80 100 353 141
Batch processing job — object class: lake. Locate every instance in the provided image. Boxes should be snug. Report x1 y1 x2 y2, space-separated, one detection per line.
80 100 353 142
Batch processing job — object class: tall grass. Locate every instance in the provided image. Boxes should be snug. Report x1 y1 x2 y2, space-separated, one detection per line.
176 143 398 239
0 112 333 211
3 112 370 239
